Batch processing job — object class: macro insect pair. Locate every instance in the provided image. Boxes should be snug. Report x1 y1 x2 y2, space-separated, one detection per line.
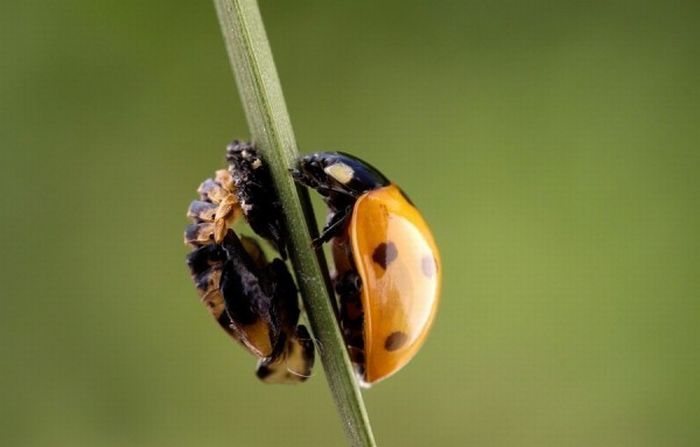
184 141 441 386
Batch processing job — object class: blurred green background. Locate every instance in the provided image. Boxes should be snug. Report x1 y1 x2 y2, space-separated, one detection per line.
2 1 699 446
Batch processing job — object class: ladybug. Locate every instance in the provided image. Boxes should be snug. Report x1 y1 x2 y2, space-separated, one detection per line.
292 152 441 386
184 141 313 383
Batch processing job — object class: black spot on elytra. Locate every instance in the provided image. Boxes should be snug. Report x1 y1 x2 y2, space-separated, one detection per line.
372 242 398 269
421 255 437 278
384 331 408 351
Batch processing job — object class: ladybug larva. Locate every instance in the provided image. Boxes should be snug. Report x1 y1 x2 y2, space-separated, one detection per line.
184 141 313 383
292 152 441 386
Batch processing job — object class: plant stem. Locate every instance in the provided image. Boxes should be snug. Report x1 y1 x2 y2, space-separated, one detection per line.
213 1 376 446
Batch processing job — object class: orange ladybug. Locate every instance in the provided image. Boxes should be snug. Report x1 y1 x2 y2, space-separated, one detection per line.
292 152 441 386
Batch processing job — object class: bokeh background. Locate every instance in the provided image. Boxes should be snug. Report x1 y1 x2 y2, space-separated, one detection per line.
2 1 699 446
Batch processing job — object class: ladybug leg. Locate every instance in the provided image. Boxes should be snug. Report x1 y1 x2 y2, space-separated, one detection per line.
334 270 365 367
314 205 352 246
335 270 362 297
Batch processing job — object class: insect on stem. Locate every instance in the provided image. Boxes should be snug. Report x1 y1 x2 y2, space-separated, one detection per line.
212 1 377 446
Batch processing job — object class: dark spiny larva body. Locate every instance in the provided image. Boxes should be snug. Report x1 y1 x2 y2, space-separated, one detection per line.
226 140 287 258
184 141 313 384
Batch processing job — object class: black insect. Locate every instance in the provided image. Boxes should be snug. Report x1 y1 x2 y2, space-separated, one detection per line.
226 140 288 258
184 141 313 383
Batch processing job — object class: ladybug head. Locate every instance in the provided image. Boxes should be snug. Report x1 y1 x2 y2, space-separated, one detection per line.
292 152 389 199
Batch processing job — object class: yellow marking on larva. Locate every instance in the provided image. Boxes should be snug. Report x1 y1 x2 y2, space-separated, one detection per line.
324 162 355 185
